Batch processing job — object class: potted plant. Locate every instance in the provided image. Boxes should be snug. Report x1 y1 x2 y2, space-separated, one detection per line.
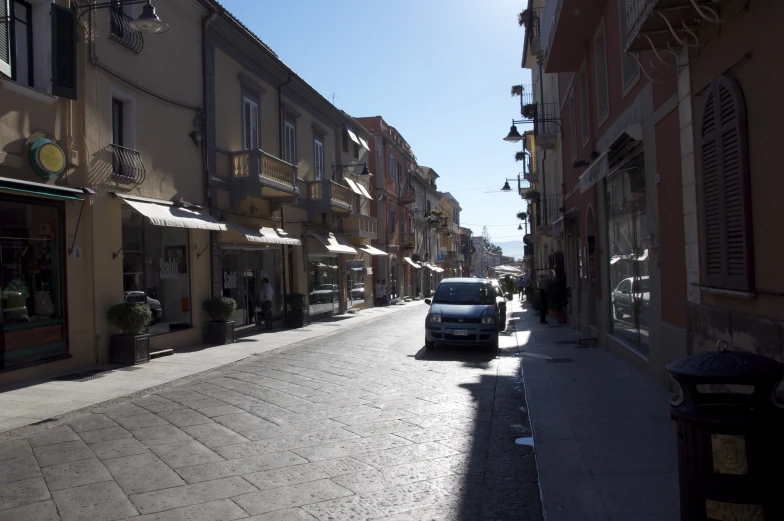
516 211 527 221
203 297 236 345
546 278 570 324
522 103 537 119
107 302 152 365
511 84 523 97
525 190 541 202
285 293 308 328
518 9 530 27
515 151 525 162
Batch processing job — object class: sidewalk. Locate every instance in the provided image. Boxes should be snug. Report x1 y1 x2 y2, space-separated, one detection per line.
511 298 679 521
0 301 418 436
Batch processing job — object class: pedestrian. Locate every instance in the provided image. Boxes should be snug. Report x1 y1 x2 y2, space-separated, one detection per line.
260 277 274 330
539 287 548 324
516 275 526 300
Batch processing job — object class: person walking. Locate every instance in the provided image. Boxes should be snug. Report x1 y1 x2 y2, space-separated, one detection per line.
260 277 274 330
516 275 526 300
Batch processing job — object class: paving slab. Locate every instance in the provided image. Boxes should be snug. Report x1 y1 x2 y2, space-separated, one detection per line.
51 481 138 521
128 475 256 514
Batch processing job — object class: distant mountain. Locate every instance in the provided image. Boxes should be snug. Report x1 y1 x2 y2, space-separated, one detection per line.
493 240 524 260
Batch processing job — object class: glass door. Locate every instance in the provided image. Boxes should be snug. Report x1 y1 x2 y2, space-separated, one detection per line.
222 248 248 326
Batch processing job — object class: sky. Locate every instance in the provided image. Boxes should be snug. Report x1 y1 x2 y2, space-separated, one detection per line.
220 0 533 248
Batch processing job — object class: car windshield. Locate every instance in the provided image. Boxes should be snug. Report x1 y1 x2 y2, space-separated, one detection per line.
432 282 495 305
316 285 334 291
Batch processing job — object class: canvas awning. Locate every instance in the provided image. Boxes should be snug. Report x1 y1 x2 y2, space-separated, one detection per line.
345 127 361 146
404 257 422 269
359 245 388 257
357 183 372 199
425 264 444 273
358 136 370 150
117 194 226 231
228 223 301 245
0 176 93 201
308 231 357 254
344 178 363 196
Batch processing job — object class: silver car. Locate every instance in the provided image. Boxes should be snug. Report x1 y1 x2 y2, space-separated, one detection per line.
424 278 501 351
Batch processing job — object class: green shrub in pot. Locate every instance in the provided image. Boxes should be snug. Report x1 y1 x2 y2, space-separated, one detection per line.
107 302 151 365
202 297 237 322
107 302 151 335
203 297 237 345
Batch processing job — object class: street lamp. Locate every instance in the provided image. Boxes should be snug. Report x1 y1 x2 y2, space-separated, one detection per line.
80 1 169 34
332 163 371 176
503 121 524 143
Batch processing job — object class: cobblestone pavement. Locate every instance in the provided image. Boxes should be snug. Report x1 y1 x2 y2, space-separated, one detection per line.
0 304 540 521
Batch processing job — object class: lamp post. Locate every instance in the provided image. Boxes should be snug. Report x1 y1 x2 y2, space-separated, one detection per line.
332 163 372 177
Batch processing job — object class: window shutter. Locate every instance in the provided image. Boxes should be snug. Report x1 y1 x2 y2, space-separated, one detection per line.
314 139 324 180
699 75 753 291
243 98 259 150
0 0 10 78
51 3 78 100
284 122 296 164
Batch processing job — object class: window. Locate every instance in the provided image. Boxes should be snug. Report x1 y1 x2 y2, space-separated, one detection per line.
283 120 296 164
569 92 578 160
699 75 753 291
426 200 431 213
389 155 394 180
121 206 192 335
400 208 404 233
112 98 124 147
579 63 590 144
313 137 325 181
407 171 412 188
390 207 395 233
9 0 33 87
617 0 640 91
593 22 610 124
342 127 349 153
242 96 259 151
353 142 359 159
0 196 66 369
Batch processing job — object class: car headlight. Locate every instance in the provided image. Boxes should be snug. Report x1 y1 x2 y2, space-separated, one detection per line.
481 316 495 324
427 314 441 323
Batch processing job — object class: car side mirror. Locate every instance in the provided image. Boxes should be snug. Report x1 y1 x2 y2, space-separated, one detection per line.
424 298 431 305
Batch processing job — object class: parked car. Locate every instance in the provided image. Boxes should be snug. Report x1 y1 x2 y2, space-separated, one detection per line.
611 276 650 323
350 283 365 300
309 284 339 304
123 291 162 325
424 278 501 351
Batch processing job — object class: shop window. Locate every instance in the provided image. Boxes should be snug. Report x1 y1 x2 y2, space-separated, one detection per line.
222 248 282 326
606 153 649 355
699 75 753 292
308 255 338 317
121 206 191 335
0 196 66 369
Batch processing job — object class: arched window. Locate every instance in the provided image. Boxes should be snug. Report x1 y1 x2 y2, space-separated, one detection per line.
699 75 753 291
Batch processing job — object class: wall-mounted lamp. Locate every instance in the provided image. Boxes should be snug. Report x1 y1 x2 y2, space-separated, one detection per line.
189 130 202 148
80 0 169 34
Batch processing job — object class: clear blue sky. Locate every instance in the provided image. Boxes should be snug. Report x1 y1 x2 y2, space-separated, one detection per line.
220 0 532 246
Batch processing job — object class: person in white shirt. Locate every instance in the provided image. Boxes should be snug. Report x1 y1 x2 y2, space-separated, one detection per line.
260 277 274 330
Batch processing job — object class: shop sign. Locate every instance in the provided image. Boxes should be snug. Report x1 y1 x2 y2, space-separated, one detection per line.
346 260 363 270
160 258 180 280
367 267 373 275
29 138 67 181
579 152 608 194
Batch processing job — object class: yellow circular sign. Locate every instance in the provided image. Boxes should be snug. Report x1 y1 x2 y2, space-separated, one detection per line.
38 143 66 173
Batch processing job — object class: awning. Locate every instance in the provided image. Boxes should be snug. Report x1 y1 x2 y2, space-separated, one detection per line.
425 264 444 273
404 257 421 269
308 231 357 254
344 178 363 196
0 176 93 201
118 195 226 231
359 245 388 257
228 223 301 245
357 183 372 199
358 136 370 150
579 149 610 194
345 127 361 146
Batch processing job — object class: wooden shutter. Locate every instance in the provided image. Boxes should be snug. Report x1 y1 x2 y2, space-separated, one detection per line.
699 75 753 291
242 97 258 150
51 3 78 100
314 138 324 180
0 0 10 78
284 121 296 164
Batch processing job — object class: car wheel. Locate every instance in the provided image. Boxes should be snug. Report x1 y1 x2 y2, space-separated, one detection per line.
489 336 499 353
425 339 435 350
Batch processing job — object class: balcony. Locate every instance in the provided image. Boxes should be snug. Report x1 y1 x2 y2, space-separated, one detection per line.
524 169 539 184
521 9 542 64
401 233 415 249
533 103 561 149
446 251 464 262
215 149 299 206
307 180 353 214
519 178 534 198
540 0 606 73
399 187 416 204
343 214 378 240
110 144 145 184
109 10 144 54
625 0 697 53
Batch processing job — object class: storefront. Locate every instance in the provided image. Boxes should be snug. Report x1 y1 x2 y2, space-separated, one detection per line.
307 231 355 318
118 196 227 337
606 148 650 355
357 244 387 306
404 256 422 297
219 223 300 327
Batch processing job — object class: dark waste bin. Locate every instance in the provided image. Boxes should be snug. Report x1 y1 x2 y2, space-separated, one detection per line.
667 339 784 520
284 293 308 328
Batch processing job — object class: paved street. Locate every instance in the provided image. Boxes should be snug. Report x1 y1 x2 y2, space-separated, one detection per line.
0 303 540 521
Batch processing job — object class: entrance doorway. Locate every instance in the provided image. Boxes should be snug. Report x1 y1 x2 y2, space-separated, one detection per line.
586 207 597 328
221 247 282 326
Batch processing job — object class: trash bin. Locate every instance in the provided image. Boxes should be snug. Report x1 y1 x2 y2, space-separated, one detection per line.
667 339 784 520
284 293 308 328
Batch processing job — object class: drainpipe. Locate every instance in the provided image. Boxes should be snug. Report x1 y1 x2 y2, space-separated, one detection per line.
202 10 218 297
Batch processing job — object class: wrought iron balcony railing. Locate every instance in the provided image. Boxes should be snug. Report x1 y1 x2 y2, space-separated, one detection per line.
111 144 145 183
535 103 561 137
399 187 416 204
109 10 144 54
401 233 415 248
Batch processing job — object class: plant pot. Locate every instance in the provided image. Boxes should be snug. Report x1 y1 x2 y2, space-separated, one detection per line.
285 309 308 329
204 321 235 345
110 334 150 366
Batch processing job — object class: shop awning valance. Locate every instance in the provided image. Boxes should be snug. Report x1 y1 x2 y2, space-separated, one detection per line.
359 245 388 257
308 231 357 254
118 194 226 231
228 222 301 246
346 127 361 146
404 257 422 268
358 136 370 150
0 176 94 201
344 178 363 196
424 264 443 273
357 183 372 199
